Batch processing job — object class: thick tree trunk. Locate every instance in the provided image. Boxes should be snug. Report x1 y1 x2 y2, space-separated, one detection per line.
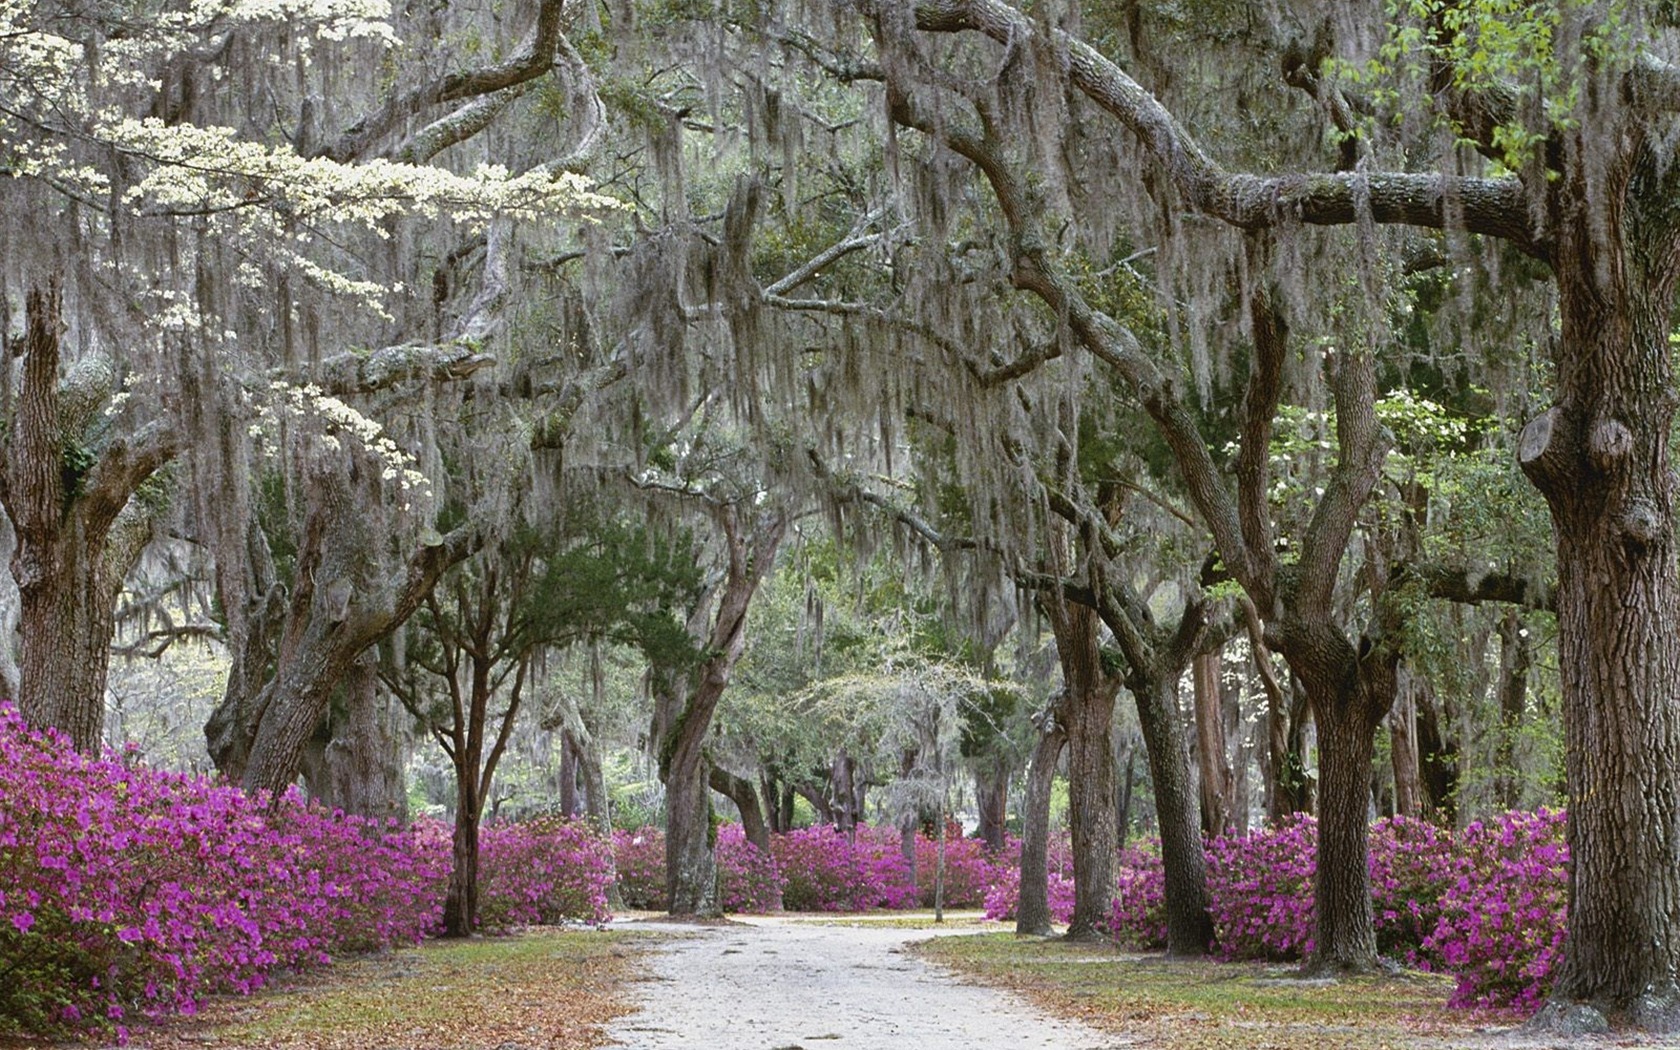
5 285 173 753
1192 649 1233 837
1286 628 1393 975
1016 708 1066 936
663 736 718 916
1520 233 1680 1024
1136 677 1214 956
1056 604 1119 942
306 654 408 822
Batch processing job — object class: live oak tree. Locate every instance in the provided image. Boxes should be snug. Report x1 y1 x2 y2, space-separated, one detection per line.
806 0 1680 1022
1 0 618 768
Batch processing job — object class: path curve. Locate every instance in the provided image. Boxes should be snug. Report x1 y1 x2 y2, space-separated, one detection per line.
604 915 1129 1050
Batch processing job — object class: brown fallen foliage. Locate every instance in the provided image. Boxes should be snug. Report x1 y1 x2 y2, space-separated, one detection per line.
101 928 654 1050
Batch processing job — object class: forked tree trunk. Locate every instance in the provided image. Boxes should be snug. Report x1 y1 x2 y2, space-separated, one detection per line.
656 508 785 917
1521 213 1680 1023
1016 708 1066 936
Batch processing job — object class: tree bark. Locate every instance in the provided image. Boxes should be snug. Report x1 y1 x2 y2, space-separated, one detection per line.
1016 703 1066 937
1192 648 1233 837
4 284 175 752
655 507 785 917
1519 191 1680 1023
974 759 1009 852
1281 626 1394 975
1493 608 1531 811
1135 675 1215 956
1048 601 1119 942
302 653 408 822
1389 663 1423 820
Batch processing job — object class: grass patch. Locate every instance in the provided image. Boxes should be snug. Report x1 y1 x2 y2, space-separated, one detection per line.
122 927 657 1050
912 934 1509 1050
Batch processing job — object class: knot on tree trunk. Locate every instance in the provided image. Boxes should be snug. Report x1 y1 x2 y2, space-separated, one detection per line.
1518 406 1576 497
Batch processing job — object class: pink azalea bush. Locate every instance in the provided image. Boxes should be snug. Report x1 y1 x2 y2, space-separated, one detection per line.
1421 808 1568 1011
715 824 783 912
1204 813 1319 961
981 832 1076 924
1108 841 1168 950
611 827 667 909
772 825 916 911
0 704 446 1040
477 816 614 926
912 827 1000 908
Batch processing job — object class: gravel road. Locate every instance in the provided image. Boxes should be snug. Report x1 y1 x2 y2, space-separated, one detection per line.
603 916 1130 1050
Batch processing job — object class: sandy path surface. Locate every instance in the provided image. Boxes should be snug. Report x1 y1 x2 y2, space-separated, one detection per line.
604 916 1129 1050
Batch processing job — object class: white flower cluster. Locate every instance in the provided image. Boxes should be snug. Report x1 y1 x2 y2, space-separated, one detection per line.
253 381 432 508
110 120 622 227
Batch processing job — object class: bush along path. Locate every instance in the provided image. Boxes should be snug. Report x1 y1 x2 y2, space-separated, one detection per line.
604 915 1121 1050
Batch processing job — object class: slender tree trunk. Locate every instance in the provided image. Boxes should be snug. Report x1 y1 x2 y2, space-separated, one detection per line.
1494 608 1531 811
1135 676 1214 956
974 760 1008 852
443 783 481 937
1389 663 1423 820
1016 709 1066 936
559 736 580 818
1114 738 1136 851
655 508 784 917
1192 649 1233 837
710 766 772 853
1412 672 1457 825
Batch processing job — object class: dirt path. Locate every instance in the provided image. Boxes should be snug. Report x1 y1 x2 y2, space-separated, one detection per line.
604 915 1129 1050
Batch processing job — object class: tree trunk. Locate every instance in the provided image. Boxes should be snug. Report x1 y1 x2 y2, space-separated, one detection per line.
1285 629 1393 974
1016 707 1066 936
309 653 408 822
1519 219 1680 1023
559 735 580 818
443 789 481 938
5 284 173 753
1494 608 1531 811
974 760 1008 852
1135 676 1214 956
1389 663 1423 820
1192 649 1233 837
549 688 621 909
829 749 865 839
1055 604 1119 942
1115 736 1136 851
654 508 785 917
710 765 771 853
